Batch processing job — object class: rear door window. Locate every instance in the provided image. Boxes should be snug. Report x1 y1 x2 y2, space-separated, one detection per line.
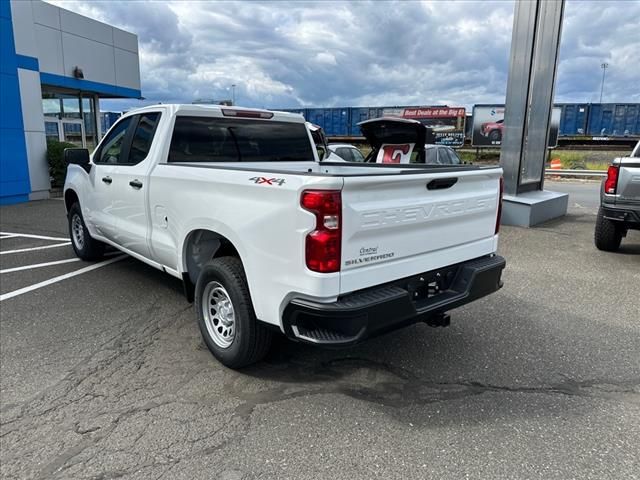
168 116 314 163
127 112 161 165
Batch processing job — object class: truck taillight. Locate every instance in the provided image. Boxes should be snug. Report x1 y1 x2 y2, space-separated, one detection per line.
495 176 504 234
604 165 619 194
301 190 342 273
221 109 274 119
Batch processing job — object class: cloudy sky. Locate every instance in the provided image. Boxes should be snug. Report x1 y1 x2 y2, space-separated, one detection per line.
50 0 640 111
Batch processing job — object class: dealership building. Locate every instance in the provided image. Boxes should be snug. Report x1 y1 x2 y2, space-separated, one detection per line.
1 0 141 204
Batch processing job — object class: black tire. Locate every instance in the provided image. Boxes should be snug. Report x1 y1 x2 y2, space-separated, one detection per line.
489 129 502 142
594 207 623 252
195 256 272 368
68 202 105 261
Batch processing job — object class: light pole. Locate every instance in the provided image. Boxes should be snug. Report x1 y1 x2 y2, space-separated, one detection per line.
599 63 608 103
231 84 236 106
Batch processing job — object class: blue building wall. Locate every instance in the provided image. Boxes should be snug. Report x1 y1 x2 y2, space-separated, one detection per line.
0 0 31 205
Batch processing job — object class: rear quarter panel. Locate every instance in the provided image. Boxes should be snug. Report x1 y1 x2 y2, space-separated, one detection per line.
148 163 344 327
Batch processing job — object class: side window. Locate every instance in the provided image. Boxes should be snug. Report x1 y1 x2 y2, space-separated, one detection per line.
437 147 452 165
335 148 353 161
425 147 438 164
351 148 365 162
127 112 161 165
447 147 461 165
95 117 133 164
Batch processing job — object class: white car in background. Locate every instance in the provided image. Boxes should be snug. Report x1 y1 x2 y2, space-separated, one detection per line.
424 144 462 165
326 143 366 162
326 143 462 165
357 118 466 166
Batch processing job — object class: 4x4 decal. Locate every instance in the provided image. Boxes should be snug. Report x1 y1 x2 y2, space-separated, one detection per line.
249 177 286 186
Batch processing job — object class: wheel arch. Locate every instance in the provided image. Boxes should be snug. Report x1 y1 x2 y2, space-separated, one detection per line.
182 228 243 286
64 189 79 214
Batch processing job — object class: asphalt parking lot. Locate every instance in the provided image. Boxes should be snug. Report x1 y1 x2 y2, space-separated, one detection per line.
1 182 638 480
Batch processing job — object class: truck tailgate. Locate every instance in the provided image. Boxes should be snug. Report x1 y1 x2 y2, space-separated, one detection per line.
340 168 502 294
617 163 640 202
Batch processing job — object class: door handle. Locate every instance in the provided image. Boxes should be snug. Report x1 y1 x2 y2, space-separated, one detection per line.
129 179 143 189
427 178 458 190
102 176 112 184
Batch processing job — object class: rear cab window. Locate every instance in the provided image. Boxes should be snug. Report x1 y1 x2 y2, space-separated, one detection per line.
168 117 314 163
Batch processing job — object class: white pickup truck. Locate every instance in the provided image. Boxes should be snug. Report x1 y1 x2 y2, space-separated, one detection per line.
64 105 505 368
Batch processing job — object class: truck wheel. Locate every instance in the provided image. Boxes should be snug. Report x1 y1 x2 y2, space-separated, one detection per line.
594 208 623 252
195 257 272 368
68 203 105 260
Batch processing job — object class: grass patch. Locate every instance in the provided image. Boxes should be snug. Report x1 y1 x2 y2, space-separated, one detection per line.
548 150 609 170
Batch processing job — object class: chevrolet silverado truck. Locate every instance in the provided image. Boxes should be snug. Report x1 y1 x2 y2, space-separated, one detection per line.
594 140 640 251
63 105 506 368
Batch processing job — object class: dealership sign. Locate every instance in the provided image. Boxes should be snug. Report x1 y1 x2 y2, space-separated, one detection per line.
382 106 466 147
472 105 560 147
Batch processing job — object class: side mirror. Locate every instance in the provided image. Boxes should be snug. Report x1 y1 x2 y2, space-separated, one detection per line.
64 148 91 173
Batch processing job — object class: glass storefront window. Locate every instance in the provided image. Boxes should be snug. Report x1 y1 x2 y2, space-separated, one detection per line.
43 98 62 117
41 90 100 151
62 97 81 119
44 121 59 141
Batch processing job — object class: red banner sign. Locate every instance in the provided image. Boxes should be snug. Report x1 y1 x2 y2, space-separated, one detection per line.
402 107 466 118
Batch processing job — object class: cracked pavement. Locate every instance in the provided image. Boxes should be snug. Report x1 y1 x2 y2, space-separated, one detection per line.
1 183 639 479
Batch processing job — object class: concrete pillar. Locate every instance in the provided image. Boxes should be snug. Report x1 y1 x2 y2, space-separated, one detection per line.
499 0 568 226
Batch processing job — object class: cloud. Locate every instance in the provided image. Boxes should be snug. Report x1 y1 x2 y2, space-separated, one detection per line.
48 0 640 111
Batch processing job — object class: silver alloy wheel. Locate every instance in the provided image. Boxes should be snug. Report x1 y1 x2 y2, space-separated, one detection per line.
71 214 85 250
202 281 235 349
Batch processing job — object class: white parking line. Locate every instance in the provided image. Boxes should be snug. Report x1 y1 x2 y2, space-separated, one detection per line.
0 232 69 242
0 257 81 274
0 242 72 255
0 255 126 302
0 234 21 239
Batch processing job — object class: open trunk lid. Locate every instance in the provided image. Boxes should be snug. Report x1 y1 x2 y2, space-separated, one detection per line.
358 118 436 163
339 167 502 294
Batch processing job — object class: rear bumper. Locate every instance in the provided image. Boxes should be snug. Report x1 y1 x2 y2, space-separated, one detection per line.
282 254 506 346
601 204 640 227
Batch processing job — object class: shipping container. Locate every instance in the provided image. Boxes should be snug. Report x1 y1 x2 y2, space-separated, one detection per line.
587 104 640 137
100 111 121 135
557 103 589 136
275 103 640 140
301 108 348 136
349 107 387 135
